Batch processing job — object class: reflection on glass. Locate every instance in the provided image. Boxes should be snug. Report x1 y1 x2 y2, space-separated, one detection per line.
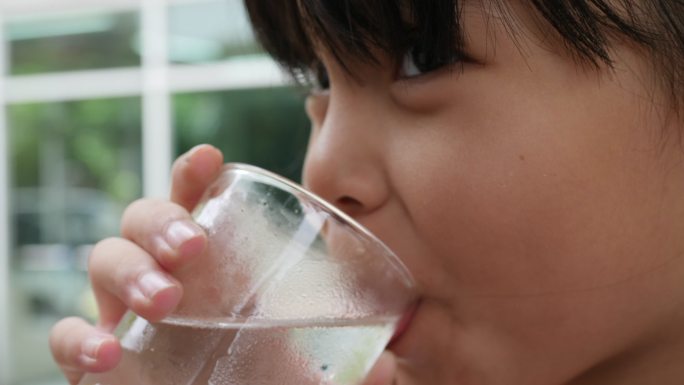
8 97 142 384
174 87 310 182
169 0 262 64
7 11 140 75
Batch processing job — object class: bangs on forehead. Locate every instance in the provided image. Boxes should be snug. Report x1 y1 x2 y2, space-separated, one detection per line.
245 0 683 112
244 0 462 74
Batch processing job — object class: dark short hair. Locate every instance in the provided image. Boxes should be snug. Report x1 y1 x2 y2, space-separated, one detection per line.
244 0 683 111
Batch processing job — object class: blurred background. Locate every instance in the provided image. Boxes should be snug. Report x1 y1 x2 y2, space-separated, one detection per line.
0 0 310 384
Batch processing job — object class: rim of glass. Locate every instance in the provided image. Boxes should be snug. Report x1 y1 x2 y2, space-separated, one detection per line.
224 163 416 289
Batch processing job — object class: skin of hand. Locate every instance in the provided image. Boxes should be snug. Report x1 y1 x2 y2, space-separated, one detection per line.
48 144 396 385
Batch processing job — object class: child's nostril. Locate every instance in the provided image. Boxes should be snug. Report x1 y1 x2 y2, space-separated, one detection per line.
337 196 363 213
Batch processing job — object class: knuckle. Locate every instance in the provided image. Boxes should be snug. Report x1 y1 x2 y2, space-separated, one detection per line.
48 318 68 349
88 238 149 289
125 198 186 225
120 198 146 236
121 198 160 226
49 317 82 363
121 198 184 239
87 237 121 273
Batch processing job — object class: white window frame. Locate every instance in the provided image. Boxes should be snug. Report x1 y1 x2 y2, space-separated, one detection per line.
0 0 287 382
0 11 12 384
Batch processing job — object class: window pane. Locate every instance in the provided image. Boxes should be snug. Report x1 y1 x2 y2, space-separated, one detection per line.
7 11 140 75
8 97 142 384
169 0 262 64
174 87 310 182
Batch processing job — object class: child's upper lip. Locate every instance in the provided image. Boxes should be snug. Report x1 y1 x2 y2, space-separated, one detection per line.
388 300 420 348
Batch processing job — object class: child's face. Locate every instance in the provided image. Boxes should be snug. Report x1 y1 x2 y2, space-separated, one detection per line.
301 3 684 385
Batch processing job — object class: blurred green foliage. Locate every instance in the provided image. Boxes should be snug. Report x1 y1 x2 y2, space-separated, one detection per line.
8 12 140 75
174 87 310 182
8 87 310 248
4 4 312 384
9 98 142 247
9 97 143 200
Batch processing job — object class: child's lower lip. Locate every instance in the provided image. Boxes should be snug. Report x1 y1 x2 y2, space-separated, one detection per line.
388 301 419 347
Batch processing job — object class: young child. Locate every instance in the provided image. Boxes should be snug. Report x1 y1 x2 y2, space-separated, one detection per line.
50 1 684 384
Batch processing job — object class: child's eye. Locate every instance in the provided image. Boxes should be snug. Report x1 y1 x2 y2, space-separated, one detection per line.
398 45 467 79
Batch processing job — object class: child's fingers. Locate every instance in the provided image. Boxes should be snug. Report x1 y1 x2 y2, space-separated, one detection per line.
170 144 224 210
49 317 121 385
88 237 183 327
363 351 397 385
120 198 206 271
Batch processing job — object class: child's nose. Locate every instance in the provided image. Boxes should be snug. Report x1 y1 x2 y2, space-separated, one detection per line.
302 88 390 220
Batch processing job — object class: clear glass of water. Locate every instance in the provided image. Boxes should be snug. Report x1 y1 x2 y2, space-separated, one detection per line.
79 163 417 385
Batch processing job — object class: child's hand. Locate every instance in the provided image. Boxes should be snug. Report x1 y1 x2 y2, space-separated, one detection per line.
49 144 224 384
48 143 397 385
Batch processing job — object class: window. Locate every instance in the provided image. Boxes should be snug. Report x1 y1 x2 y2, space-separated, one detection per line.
7 11 140 75
168 0 258 64
0 1 308 384
174 88 309 182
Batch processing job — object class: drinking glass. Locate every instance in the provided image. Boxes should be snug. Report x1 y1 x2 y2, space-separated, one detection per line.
79 163 417 385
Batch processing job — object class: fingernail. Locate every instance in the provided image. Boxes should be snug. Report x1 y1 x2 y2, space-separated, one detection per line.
82 335 109 360
138 271 176 300
164 220 203 251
